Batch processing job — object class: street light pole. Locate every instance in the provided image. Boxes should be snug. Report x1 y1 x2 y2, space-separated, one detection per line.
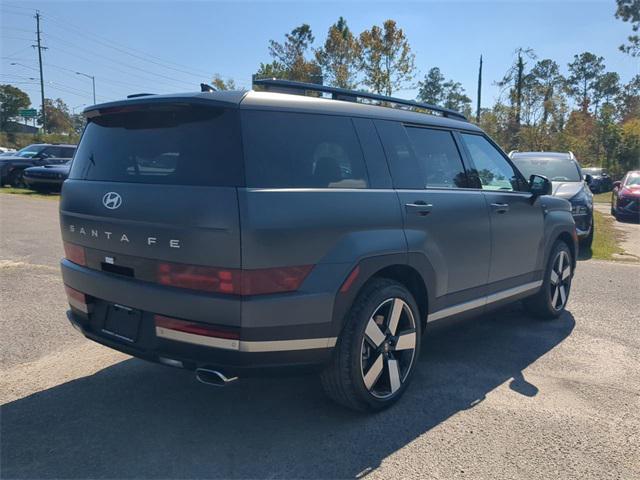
76 71 96 104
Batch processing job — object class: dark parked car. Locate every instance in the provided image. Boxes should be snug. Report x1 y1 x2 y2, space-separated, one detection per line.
510 151 593 249
60 80 577 411
582 167 613 193
611 170 640 221
23 161 71 192
0 143 76 187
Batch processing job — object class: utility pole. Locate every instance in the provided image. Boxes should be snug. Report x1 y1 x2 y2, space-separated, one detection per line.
476 55 483 123
76 72 96 104
33 11 47 132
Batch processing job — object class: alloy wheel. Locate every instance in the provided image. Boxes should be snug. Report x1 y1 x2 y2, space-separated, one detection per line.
360 298 417 399
550 250 571 311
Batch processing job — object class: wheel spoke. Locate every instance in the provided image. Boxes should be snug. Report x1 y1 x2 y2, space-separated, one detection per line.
551 285 559 308
365 318 386 347
550 270 559 285
394 331 416 351
363 353 384 390
559 285 567 306
562 266 571 281
557 253 564 274
387 298 403 335
387 358 401 394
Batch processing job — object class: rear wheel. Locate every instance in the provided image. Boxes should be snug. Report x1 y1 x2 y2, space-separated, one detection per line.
524 240 573 319
321 278 421 412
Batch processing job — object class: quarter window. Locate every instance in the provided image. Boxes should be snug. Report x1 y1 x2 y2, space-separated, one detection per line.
405 127 468 189
242 111 369 189
460 134 521 191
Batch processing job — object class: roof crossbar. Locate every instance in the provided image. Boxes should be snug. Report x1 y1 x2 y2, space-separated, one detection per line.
252 78 468 122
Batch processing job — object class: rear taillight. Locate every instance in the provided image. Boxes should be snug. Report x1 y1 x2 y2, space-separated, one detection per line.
157 263 241 294
65 285 91 313
156 263 312 296
63 241 86 266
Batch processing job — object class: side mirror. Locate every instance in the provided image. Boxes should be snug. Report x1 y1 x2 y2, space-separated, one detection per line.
530 174 552 197
613 181 622 189
583 174 593 184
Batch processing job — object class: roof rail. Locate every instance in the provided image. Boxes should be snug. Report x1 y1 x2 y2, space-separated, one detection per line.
507 150 519 158
252 78 468 122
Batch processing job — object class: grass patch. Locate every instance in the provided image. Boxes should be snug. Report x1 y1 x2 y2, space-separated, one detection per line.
582 210 625 261
0 187 60 200
592 191 612 204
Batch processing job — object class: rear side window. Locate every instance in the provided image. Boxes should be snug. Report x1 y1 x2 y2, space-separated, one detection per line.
70 105 243 186
405 127 468 189
241 111 369 189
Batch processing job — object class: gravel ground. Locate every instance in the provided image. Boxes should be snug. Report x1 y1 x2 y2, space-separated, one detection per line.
1 193 639 480
594 203 640 259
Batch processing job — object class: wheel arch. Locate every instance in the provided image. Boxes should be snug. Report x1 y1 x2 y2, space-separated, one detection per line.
331 253 434 336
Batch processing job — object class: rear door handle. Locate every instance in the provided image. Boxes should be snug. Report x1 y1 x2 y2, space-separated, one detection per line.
491 203 510 214
405 202 433 216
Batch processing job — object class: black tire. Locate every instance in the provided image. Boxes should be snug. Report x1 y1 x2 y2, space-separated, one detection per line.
524 240 573 319
579 216 594 250
8 169 26 188
321 278 422 412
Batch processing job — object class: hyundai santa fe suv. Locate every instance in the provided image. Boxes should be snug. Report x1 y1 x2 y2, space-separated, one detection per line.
61 80 577 411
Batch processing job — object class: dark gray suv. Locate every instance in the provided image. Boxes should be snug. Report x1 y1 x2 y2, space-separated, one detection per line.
60 80 577 411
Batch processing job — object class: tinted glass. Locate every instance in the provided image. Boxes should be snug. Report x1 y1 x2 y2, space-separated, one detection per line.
375 120 422 189
405 127 467 189
242 111 368 188
70 105 243 186
461 134 520 191
512 156 582 182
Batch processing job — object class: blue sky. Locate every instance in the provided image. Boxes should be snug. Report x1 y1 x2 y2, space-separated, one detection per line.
1 0 638 113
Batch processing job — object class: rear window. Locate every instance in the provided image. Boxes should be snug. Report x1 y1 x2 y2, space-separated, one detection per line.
70 105 243 186
241 111 369 189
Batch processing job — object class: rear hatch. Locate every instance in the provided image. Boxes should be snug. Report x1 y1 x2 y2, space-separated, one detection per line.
60 100 244 284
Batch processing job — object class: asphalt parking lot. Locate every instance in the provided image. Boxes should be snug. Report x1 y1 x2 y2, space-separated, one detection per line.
1 193 639 480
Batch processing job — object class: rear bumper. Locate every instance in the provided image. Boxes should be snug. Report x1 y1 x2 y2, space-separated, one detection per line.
61 259 338 375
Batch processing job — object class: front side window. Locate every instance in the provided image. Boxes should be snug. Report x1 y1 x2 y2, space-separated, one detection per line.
405 127 468 189
460 134 520 191
242 111 368 189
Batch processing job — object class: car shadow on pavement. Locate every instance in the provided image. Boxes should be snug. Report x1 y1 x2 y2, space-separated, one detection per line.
1 304 574 479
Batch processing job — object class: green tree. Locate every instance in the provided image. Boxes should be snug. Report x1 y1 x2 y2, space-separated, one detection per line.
417 67 445 104
593 72 620 116
617 74 640 122
441 80 472 115
618 118 640 174
40 98 73 134
211 74 237 91
529 59 565 125
615 0 640 56
263 24 322 83
315 17 361 89
0 84 31 131
566 52 605 112
359 20 416 96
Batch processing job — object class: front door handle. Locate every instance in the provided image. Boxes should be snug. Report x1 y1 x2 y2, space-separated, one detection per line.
491 203 510 214
405 201 433 216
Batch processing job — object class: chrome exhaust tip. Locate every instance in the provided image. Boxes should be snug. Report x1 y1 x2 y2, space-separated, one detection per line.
195 368 238 387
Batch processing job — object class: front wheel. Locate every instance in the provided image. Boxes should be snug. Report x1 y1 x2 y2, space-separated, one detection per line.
8 169 26 188
579 216 594 250
524 240 573 319
321 278 422 412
